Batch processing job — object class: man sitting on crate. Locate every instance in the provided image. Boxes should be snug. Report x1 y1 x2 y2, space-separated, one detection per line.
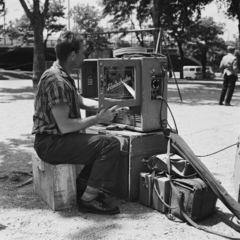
32 31 122 215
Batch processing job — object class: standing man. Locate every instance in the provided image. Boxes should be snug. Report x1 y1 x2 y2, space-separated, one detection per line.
219 46 238 106
32 31 121 215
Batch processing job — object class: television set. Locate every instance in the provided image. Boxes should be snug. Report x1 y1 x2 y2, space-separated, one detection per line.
81 55 168 132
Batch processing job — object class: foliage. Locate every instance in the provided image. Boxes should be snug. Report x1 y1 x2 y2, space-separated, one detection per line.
5 0 65 47
187 17 226 73
70 3 110 58
0 0 4 15
0 0 6 36
216 0 240 43
44 0 66 43
14 0 66 86
101 0 213 77
101 0 154 47
5 15 34 46
216 0 240 20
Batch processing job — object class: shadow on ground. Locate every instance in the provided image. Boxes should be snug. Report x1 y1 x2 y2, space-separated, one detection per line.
0 86 35 102
0 71 32 80
0 87 34 94
168 82 240 106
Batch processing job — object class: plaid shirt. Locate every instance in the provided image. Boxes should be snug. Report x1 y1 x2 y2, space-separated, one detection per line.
32 62 81 135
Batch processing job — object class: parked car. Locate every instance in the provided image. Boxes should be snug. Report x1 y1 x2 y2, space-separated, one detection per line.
183 66 215 80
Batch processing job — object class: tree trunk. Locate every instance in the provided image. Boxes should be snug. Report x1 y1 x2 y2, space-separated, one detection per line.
238 23 240 52
201 50 207 78
32 22 45 88
152 0 161 47
177 41 184 79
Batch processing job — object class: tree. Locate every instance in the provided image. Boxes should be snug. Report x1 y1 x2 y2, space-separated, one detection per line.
19 0 50 87
5 15 34 47
0 0 5 18
70 3 110 59
216 0 240 48
187 17 226 75
6 1 65 50
0 0 6 41
43 0 66 55
101 0 157 47
102 0 213 78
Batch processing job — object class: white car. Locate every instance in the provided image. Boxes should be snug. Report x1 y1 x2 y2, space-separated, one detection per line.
183 66 215 80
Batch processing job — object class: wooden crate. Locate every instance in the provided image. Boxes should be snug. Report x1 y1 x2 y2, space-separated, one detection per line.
32 153 82 211
233 136 240 202
87 126 169 201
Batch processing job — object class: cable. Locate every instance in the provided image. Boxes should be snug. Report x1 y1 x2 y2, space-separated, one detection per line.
196 142 239 158
159 97 178 134
152 55 179 134
151 55 166 130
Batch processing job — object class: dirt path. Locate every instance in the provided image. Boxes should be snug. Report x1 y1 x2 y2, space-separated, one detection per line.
0 79 240 240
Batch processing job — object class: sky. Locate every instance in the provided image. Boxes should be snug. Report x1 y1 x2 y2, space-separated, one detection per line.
3 0 239 41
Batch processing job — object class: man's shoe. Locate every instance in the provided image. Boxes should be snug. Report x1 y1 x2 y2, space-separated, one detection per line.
219 102 223 105
98 190 106 199
225 103 232 106
78 197 120 215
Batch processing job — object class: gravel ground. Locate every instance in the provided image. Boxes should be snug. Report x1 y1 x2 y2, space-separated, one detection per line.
0 78 240 240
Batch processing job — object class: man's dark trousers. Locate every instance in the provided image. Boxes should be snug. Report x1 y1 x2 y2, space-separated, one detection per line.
34 132 120 189
219 73 237 104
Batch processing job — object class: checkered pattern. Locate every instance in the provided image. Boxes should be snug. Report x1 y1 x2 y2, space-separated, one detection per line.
32 62 81 135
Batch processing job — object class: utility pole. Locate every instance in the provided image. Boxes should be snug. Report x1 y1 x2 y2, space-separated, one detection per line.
2 0 5 45
68 0 70 30
3 9 5 45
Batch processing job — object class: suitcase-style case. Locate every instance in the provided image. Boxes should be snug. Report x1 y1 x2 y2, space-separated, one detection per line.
152 175 170 213
170 178 217 221
139 172 153 207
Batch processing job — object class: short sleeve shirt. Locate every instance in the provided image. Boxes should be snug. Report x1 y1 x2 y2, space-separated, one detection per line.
32 62 81 135
219 53 238 76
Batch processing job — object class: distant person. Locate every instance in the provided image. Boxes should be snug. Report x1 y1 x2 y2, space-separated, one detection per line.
219 46 238 106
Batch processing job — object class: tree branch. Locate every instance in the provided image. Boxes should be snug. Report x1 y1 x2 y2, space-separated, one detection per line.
19 0 33 23
42 0 50 19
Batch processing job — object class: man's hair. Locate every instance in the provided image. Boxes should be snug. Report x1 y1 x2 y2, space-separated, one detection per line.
227 45 235 53
55 31 83 62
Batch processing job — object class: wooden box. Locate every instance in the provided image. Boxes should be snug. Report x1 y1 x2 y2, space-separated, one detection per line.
32 153 82 211
87 125 169 201
233 136 240 202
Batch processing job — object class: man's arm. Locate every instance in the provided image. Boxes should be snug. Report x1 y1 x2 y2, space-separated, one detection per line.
219 57 225 74
51 103 118 134
77 92 99 110
232 57 238 77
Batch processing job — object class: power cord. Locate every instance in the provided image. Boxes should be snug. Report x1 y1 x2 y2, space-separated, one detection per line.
196 142 239 158
152 55 178 134
157 96 178 134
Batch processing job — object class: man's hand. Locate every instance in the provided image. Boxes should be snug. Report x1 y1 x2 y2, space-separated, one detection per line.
96 105 119 123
